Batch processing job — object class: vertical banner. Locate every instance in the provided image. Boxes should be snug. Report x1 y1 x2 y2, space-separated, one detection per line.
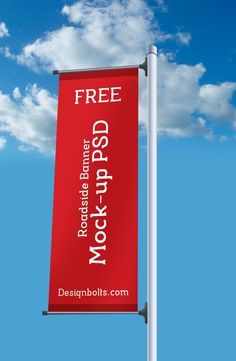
48 68 138 312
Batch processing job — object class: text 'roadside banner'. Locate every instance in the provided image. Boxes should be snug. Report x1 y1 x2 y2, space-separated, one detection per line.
48 68 138 312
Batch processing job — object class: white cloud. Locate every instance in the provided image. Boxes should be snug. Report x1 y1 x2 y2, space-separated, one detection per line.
157 54 208 137
156 0 168 12
12 87 22 100
0 0 236 154
0 136 7 151
176 32 192 45
157 54 236 138
199 83 236 121
0 85 57 154
13 0 191 73
16 0 155 71
0 21 9 38
0 46 15 59
132 52 236 139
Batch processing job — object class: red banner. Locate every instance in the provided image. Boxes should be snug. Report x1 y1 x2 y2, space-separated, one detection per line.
48 68 138 312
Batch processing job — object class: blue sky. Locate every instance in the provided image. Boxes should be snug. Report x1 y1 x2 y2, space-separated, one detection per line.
0 1 236 360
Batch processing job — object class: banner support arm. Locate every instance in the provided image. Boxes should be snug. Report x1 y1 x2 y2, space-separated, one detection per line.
53 62 147 76
42 311 138 316
52 64 140 75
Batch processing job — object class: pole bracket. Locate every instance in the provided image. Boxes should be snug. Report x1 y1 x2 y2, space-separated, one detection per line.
138 302 148 324
139 57 147 77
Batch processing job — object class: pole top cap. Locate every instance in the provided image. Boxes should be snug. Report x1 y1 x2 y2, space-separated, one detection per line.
148 45 157 55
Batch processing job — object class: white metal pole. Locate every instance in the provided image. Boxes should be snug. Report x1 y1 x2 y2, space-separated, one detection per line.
147 44 158 361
